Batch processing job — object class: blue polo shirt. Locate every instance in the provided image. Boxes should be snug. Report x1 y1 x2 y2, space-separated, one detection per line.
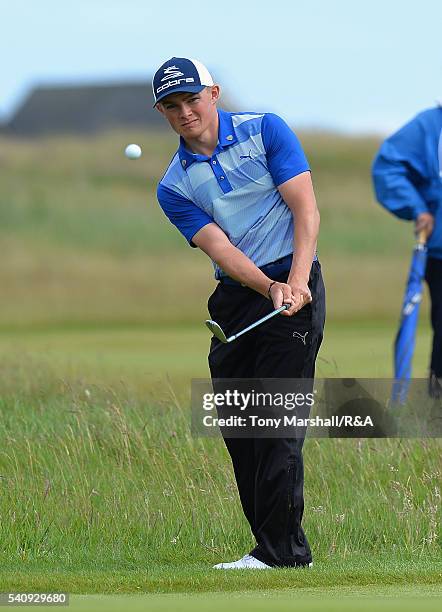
157 108 310 278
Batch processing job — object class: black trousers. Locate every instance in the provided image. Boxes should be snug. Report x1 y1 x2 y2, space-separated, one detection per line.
425 257 442 377
207 261 326 567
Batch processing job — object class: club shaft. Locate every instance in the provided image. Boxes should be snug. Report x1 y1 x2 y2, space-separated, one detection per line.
228 304 289 342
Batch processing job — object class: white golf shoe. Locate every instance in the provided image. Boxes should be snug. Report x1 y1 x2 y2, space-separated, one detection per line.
213 554 272 569
212 554 314 569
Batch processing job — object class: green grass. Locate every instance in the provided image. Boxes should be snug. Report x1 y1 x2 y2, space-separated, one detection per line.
0 338 440 593
0 130 440 600
67 589 442 612
1 561 442 594
0 320 433 393
0 322 439 594
0 130 428 327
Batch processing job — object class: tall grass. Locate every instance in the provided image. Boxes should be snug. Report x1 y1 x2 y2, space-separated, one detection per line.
0 129 439 588
0 374 440 571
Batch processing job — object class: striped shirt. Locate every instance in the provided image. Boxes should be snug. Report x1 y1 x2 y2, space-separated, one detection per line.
157 108 310 278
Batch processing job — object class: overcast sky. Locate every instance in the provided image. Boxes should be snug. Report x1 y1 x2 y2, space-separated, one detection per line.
1 0 441 133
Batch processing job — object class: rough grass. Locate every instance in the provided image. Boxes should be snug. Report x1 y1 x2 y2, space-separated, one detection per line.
0 130 440 599
0 370 440 587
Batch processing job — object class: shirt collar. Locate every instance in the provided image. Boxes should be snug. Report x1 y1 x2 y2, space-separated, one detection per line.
217 108 237 148
178 109 237 169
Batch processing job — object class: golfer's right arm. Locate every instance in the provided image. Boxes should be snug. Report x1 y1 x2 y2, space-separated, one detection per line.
193 223 295 307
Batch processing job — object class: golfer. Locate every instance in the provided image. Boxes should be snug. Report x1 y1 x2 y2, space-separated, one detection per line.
153 57 325 568
372 106 442 398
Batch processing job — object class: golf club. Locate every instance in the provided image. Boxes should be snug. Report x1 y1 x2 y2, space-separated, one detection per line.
205 304 291 344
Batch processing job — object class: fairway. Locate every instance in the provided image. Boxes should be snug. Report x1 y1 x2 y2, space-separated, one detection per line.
0 320 434 392
68 588 442 612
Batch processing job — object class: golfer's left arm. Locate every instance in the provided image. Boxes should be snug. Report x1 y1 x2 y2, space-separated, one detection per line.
278 171 320 311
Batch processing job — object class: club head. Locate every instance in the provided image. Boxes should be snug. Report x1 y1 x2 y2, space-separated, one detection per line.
205 319 229 343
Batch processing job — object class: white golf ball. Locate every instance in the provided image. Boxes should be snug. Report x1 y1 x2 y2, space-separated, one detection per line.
125 143 142 160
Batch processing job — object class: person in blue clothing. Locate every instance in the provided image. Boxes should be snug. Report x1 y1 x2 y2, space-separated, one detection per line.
152 57 325 569
372 106 442 397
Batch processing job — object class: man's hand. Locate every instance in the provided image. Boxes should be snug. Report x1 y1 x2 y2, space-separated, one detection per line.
288 277 312 314
269 280 311 316
415 212 434 239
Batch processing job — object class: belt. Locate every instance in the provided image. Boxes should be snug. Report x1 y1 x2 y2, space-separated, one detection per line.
219 254 293 287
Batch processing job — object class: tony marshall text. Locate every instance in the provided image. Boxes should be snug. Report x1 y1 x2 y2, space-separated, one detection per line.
202 415 374 428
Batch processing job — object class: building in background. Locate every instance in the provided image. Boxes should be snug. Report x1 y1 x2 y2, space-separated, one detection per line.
0 80 233 136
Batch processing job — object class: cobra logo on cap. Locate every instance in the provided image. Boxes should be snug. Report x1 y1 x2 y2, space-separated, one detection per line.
156 77 196 94
161 66 184 81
